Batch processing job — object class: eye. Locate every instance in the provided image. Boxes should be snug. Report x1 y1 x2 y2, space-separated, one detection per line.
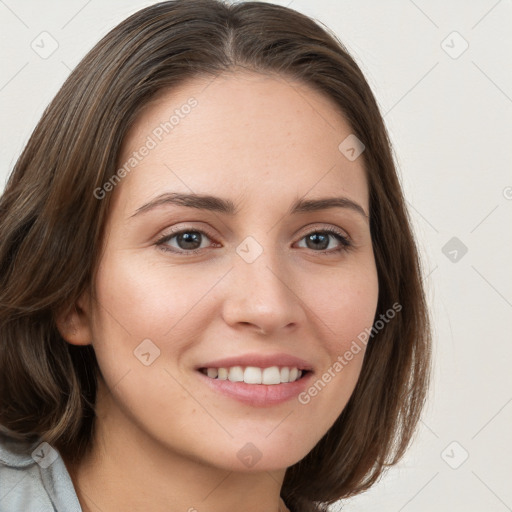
156 228 218 256
155 226 353 256
295 227 352 254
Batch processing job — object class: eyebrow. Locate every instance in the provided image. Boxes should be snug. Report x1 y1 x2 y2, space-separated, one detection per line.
130 192 369 221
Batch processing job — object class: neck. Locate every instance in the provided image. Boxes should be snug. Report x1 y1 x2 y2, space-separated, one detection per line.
63 383 287 512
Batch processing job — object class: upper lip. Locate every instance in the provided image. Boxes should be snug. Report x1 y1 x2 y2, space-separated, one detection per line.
196 353 313 371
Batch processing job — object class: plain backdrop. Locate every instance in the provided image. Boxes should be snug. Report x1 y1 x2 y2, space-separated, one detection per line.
1 1 511 511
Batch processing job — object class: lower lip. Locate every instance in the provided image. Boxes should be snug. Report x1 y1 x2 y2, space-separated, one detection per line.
196 370 313 407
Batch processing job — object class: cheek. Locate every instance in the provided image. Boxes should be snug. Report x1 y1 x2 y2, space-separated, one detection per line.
295 267 378 432
310 260 379 354
305 258 378 392
89 251 232 387
89 253 206 425
92 252 219 339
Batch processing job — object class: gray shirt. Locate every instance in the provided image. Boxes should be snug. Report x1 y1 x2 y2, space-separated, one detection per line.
0 431 81 512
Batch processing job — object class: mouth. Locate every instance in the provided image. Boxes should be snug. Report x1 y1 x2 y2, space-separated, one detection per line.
196 365 314 407
198 365 311 385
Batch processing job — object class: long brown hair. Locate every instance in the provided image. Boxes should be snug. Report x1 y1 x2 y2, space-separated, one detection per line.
0 1 431 510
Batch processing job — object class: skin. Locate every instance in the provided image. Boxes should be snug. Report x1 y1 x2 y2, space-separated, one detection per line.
57 70 379 512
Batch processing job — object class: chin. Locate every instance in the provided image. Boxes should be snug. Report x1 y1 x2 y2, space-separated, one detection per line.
198 438 313 473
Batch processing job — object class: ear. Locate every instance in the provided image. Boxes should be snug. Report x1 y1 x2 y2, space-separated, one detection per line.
55 291 93 346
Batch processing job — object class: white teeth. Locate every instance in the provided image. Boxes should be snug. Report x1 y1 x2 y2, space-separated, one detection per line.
201 366 304 384
228 366 244 382
262 366 281 385
244 366 262 384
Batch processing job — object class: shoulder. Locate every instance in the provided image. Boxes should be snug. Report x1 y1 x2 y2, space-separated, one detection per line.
0 429 81 512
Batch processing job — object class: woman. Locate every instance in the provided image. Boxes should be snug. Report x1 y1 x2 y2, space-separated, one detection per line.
0 1 431 511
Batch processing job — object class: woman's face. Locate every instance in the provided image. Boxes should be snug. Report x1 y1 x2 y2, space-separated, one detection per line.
82 71 379 471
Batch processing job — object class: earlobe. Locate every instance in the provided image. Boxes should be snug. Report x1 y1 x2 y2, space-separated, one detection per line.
55 292 93 346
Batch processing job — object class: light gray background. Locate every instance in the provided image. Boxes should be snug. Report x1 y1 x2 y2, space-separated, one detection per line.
1 1 511 511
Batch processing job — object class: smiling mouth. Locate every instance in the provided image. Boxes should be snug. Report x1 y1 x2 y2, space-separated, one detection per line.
198 365 310 385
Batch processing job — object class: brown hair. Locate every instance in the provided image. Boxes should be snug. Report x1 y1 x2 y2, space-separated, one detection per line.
0 1 431 510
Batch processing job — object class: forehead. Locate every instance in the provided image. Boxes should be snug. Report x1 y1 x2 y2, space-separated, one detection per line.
113 70 369 215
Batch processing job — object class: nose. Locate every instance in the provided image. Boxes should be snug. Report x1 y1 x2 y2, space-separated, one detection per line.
221 249 304 336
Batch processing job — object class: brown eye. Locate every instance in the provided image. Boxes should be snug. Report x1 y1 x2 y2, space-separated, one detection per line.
296 228 352 254
156 228 218 256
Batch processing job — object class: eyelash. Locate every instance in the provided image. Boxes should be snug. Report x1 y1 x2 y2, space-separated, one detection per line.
155 226 353 256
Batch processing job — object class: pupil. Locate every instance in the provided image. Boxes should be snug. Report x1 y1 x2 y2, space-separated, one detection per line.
178 232 201 250
307 233 328 250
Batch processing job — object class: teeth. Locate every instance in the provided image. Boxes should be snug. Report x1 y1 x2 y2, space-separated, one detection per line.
244 366 262 384
201 366 304 384
262 366 281 385
207 368 218 379
228 366 244 382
